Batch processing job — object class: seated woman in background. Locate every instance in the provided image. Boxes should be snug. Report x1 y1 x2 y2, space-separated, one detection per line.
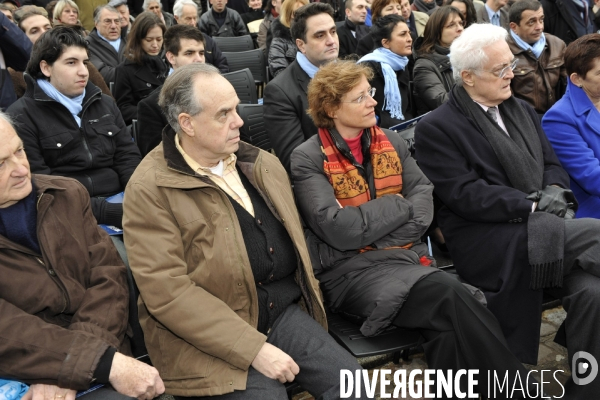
52 0 80 27
115 12 167 125
542 34 600 219
268 0 308 77
356 0 404 56
241 0 264 28
359 14 413 127
290 61 540 397
413 5 463 114
443 0 477 27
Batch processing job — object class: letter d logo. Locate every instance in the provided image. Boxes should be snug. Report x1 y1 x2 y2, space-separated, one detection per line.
572 351 598 386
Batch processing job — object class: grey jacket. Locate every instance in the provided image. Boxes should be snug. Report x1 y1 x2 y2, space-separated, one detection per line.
86 29 126 86
198 7 248 37
413 48 455 114
290 128 439 335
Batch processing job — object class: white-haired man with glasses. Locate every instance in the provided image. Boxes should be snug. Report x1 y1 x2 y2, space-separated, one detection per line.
415 23 600 398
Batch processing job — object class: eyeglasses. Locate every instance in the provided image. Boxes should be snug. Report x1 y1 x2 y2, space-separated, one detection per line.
102 18 121 26
481 59 518 79
342 87 376 104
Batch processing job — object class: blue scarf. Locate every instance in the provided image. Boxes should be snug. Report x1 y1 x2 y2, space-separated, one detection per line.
97 31 122 54
358 48 408 120
37 79 85 127
296 52 319 78
510 30 546 59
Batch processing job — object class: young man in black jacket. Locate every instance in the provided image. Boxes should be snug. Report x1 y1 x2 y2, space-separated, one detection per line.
137 24 206 156
7 26 141 228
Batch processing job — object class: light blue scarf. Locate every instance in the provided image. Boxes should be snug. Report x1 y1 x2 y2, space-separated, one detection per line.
97 31 122 54
296 52 319 78
358 47 409 120
510 30 546 59
37 79 85 127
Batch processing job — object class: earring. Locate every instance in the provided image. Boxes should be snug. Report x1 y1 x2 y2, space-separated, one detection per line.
579 85 583 88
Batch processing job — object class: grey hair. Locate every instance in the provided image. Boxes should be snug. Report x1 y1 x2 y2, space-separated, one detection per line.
143 0 162 10
159 63 221 133
94 5 119 24
0 111 15 128
449 23 508 83
173 0 198 17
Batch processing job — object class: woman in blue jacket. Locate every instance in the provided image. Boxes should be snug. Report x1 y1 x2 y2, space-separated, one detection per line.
542 34 600 219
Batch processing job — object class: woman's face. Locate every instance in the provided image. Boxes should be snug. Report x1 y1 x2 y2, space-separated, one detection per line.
577 58 600 101
60 5 79 25
380 1 402 17
147 1 162 16
439 13 464 48
382 22 412 56
248 0 262 10
272 0 283 13
333 75 378 135
141 25 163 56
450 1 467 19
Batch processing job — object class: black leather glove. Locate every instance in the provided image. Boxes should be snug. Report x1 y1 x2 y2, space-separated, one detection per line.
526 186 578 218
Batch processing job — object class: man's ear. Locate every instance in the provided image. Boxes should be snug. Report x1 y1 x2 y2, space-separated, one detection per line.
296 38 306 54
165 51 176 67
178 113 195 137
509 22 518 33
39 60 52 79
461 69 475 87
345 7 351 18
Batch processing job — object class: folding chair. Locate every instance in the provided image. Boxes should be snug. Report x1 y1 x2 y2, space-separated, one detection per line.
223 68 258 104
222 49 267 97
237 104 271 151
213 35 255 52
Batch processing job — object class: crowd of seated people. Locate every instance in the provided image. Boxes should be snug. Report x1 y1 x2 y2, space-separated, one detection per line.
3 0 600 398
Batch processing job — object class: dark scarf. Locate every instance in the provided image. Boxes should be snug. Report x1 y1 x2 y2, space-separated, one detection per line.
452 85 564 289
413 0 437 15
142 54 169 80
0 182 40 254
434 44 450 55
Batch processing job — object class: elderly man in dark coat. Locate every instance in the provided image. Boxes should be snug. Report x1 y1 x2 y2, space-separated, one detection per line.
415 23 600 398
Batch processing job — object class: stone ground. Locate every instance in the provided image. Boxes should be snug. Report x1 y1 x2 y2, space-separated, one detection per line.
157 245 570 400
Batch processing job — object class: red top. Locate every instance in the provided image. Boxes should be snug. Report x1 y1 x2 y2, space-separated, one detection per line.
344 131 364 165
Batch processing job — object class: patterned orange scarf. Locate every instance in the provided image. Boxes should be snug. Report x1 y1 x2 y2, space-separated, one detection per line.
319 126 403 207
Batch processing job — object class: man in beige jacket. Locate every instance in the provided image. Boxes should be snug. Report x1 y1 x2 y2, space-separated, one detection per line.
123 63 368 399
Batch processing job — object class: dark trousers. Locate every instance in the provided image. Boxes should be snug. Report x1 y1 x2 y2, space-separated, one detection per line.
544 217 600 399
177 304 371 400
80 388 134 399
392 272 536 399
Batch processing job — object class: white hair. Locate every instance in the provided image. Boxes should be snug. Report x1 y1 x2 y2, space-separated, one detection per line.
0 111 14 128
143 0 162 10
173 0 198 17
449 23 508 83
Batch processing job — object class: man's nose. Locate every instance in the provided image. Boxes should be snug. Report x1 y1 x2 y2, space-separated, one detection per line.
12 159 30 177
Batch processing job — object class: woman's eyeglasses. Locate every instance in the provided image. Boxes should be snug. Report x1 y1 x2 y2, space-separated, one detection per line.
343 87 377 104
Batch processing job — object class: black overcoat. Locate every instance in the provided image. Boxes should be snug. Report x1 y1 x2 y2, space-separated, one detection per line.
414 91 570 364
